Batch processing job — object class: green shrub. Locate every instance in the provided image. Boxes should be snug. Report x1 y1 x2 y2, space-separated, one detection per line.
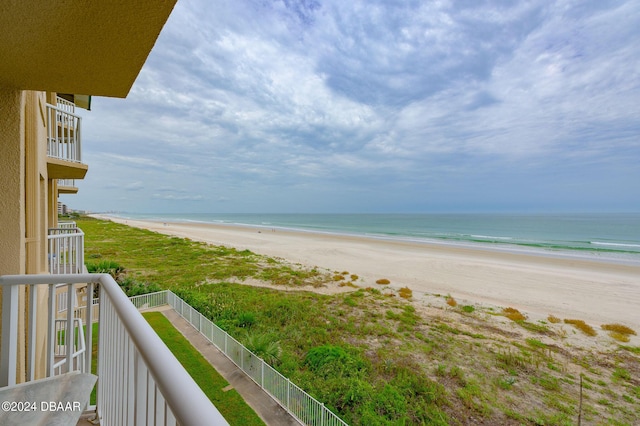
237 312 256 328
244 333 281 365
304 345 367 378
85 259 125 279
118 277 162 297
374 384 408 420
305 345 350 371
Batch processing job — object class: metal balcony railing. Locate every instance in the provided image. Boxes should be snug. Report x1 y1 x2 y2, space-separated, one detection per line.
46 98 82 163
58 221 77 229
0 274 228 426
57 179 76 188
48 226 84 274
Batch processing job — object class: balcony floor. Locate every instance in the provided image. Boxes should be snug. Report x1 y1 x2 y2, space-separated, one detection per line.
0 372 96 426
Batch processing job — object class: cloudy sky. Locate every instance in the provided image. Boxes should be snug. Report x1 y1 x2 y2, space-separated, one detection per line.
64 0 640 214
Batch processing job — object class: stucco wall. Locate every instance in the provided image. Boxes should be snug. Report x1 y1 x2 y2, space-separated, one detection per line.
0 88 25 276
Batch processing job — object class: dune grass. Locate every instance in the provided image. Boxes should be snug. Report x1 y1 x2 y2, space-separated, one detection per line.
503 307 526 322
78 217 640 426
142 312 265 426
564 319 598 337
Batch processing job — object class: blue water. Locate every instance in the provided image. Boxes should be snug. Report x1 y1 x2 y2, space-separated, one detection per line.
113 212 640 264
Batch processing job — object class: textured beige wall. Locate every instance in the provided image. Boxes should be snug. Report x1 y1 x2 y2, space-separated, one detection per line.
0 88 25 276
0 88 27 382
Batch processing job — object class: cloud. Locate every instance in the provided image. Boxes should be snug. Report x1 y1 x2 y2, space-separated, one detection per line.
68 0 640 213
151 193 205 201
125 182 144 191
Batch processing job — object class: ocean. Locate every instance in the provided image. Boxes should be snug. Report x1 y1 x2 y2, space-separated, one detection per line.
113 212 640 265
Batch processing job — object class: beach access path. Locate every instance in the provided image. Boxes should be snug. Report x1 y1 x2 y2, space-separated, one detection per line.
146 305 301 426
98 216 640 329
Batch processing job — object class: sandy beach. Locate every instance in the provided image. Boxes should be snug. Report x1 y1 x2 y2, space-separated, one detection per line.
94 215 640 329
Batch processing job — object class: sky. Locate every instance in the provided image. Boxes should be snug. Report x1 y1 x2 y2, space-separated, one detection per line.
63 0 640 214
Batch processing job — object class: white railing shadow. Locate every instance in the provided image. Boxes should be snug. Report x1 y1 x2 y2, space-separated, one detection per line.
0 274 228 426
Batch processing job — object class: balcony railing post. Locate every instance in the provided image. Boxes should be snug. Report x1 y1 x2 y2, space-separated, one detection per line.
27 284 38 381
0 285 19 386
84 282 94 374
65 284 74 373
47 283 55 376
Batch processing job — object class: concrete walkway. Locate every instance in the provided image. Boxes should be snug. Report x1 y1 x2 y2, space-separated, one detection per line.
152 306 301 426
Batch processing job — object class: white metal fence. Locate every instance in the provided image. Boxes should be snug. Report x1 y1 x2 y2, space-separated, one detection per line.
131 290 349 426
0 274 228 426
47 227 85 274
46 101 82 163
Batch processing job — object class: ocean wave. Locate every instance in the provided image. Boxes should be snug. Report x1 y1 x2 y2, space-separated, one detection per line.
591 241 640 249
470 234 513 241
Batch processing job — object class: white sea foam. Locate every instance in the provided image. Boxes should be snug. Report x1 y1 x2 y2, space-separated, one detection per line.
591 241 640 248
470 235 513 240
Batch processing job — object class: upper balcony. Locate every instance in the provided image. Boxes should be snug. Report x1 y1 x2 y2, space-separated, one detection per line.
46 97 88 180
57 179 78 194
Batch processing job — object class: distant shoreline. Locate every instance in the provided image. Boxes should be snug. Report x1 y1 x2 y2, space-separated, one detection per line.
96 212 640 267
91 214 640 328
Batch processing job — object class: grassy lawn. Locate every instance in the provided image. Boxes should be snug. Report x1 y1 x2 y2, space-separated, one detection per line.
77 216 640 425
142 312 265 426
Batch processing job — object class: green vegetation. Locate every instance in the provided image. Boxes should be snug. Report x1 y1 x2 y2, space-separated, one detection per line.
143 312 265 425
79 217 640 425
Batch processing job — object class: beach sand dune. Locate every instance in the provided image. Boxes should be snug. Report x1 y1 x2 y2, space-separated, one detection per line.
96 216 640 328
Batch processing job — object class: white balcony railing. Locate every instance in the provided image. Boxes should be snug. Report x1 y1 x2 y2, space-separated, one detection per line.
46 99 82 163
58 221 77 229
57 179 77 188
48 227 84 274
55 96 76 114
0 274 228 426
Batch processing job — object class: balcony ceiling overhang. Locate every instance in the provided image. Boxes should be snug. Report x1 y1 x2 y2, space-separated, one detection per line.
47 159 88 180
0 0 177 98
